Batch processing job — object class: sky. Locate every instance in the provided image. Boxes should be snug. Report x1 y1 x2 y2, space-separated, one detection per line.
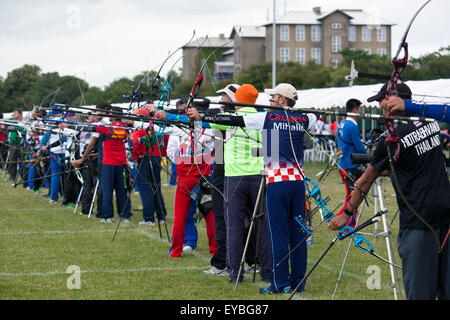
0 0 448 89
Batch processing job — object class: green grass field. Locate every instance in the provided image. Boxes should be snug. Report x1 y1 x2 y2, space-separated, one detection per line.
0 162 405 300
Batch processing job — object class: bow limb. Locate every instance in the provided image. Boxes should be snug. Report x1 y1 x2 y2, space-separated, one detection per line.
385 0 432 161
127 31 196 110
186 37 234 109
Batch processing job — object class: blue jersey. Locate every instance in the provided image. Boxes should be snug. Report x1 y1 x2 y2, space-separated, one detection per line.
337 119 367 170
244 110 316 183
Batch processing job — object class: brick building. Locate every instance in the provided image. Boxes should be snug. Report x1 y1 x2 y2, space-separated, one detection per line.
181 7 395 81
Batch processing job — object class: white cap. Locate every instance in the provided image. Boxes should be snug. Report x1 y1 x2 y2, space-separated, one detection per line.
216 84 240 102
265 83 298 101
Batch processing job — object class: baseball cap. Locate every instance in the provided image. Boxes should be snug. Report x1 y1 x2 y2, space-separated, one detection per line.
265 83 298 101
367 82 412 102
216 84 240 102
235 84 259 105
134 106 149 116
176 98 188 107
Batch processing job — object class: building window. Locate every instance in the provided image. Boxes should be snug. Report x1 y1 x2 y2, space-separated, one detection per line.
296 48 305 64
234 47 240 64
362 26 371 42
348 25 356 42
296 25 305 41
363 48 372 55
377 48 387 56
280 48 289 62
331 58 340 69
331 22 342 30
331 35 342 53
311 48 321 64
280 25 290 41
377 26 387 42
311 25 321 42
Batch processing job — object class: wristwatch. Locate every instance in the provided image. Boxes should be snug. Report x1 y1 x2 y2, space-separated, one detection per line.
344 207 354 216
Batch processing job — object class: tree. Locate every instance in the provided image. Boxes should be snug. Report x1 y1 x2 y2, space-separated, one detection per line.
104 77 134 103
84 86 106 105
2 64 41 111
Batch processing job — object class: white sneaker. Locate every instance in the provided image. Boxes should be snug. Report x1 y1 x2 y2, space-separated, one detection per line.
203 267 229 276
183 245 194 252
100 218 112 223
158 220 166 225
123 218 131 224
100 218 107 223
49 199 57 204
139 220 155 226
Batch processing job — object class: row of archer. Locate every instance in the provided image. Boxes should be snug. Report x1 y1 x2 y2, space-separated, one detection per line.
0 74 450 298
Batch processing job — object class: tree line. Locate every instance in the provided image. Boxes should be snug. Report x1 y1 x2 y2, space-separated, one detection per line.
1 46 449 113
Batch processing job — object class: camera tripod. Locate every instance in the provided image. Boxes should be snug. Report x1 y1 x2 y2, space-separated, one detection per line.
331 177 404 300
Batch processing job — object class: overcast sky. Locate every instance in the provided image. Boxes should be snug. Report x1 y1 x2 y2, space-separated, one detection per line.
0 0 448 89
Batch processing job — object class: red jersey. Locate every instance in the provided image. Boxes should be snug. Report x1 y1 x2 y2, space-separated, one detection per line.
95 122 128 165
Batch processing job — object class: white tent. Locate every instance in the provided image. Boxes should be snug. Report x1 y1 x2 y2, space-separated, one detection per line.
254 78 450 110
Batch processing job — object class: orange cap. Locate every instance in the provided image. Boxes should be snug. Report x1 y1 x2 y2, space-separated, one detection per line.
135 107 149 116
235 84 259 105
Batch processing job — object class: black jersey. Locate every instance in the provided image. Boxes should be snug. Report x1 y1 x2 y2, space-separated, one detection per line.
371 121 450 230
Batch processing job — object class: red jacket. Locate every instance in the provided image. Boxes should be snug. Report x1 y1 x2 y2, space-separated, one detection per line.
95 122 128 166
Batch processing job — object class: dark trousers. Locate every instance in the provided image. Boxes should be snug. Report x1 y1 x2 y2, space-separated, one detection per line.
80 159 96 214
398 225 450 300
101 164 131 219
210 171 226 270
0 144 8 169
63 163 81 204
96 163 103 217
135 155 166 222
224 175 271 281
265 180 307 293
7 148 26 185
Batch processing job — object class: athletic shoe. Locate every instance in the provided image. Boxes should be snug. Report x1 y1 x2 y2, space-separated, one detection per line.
62 203 73 208
49 199 58 203
138 220 155 226
33 190 40 195
258 286 291 295
183 245 194 252
203 267 230 276
100 218 112 223
123 218 131 224
245 264 257 272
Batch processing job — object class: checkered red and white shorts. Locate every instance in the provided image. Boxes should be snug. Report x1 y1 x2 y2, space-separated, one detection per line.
265 161 305 184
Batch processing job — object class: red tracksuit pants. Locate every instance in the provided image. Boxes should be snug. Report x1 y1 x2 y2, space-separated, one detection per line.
169 175 217 258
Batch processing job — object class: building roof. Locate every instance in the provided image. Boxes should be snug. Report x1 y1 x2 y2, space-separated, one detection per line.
214 61 234 67
183 36 234 48
230 25 266 39
263 9 395 26
222 48 234 56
